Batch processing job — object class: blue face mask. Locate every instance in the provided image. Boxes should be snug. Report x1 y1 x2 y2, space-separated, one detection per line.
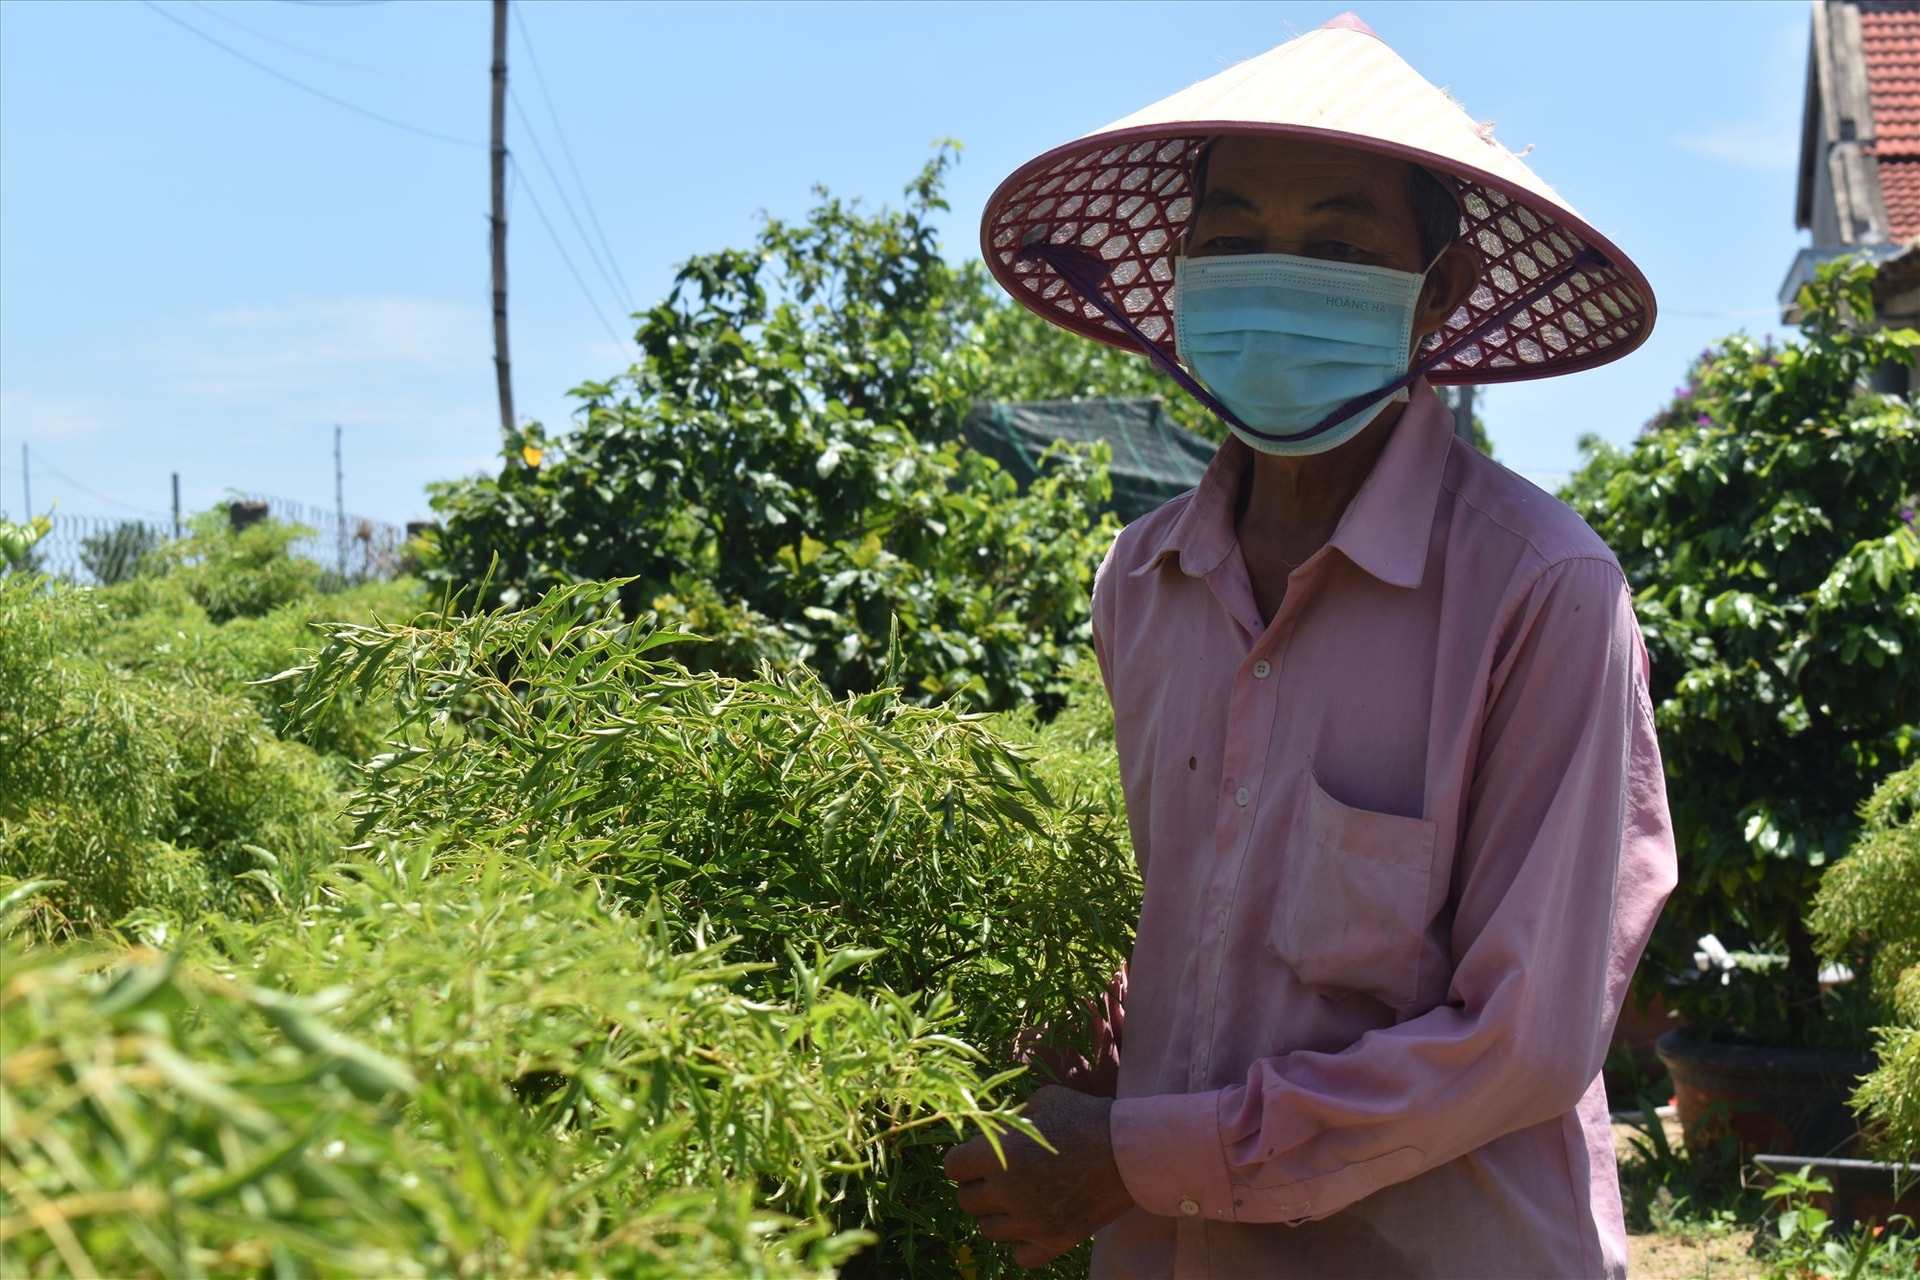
1174 253 1427 457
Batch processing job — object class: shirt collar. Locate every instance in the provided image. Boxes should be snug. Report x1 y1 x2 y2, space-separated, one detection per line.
1132 381 1454 590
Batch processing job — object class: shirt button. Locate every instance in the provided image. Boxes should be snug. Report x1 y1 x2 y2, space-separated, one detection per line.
1216 908 1229 933
1180 1197 1200 1216
1252 659 1271 679
1235 786 1250 807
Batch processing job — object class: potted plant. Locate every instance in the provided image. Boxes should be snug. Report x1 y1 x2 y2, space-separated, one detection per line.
1562 257 1919 1162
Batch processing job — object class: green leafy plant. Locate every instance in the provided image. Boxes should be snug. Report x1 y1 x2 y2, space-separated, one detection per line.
1759 1165 1918 1280
991 654 1128 866
85 569 426 766
0 533 408 940
266 579 1138 1274
274 581 1137 1053
0 513 51 574
1811 760 1920 1165
1614 1088 1750 1235
0 567 363 933
1561 257 1920 1044
0 855 1030 1279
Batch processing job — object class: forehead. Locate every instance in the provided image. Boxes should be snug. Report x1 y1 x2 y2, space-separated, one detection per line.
1201 135 1416 213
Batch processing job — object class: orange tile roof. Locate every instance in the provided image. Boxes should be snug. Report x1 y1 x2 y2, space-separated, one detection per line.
1862 6 1920 155
1880 159 1920 239
1863 5 1920 237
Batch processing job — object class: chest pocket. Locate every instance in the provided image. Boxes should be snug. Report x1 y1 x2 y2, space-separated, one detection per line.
1269 774 1437 1009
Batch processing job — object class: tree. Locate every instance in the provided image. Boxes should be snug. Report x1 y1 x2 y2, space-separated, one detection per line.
79 520 162 585
424 147 1203 713
1561 257 1919 1043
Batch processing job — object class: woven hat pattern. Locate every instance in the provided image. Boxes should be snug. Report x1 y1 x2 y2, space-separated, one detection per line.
979 20 1655 385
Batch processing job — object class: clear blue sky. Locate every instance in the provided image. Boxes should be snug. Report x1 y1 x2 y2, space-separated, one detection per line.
1 0 1809 525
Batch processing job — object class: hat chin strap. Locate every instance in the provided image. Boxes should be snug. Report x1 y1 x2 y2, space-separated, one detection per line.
1016 240 1610 445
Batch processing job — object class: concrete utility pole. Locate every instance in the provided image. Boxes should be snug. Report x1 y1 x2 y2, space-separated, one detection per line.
171 472 182 539
490 0 515 441
334 424 347 580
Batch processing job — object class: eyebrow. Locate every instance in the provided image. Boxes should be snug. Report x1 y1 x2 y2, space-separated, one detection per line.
1194 188 1258 218
1305 191 1382 219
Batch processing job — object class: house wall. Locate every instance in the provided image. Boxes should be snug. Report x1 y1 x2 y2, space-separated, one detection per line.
1811 124 1844 246
1804 0 1891 250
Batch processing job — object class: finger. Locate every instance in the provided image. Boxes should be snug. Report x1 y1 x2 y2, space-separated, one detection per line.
973 1212 1027 1244
943 1138 991 1182
954 1179 999 1218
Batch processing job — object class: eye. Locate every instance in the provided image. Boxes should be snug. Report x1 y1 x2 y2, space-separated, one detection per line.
1197 235 1255 254
1308 240 1365 260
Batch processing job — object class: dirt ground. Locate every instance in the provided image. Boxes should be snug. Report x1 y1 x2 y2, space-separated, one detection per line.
1628 1224 1759 1279
1613 1114 1762 1279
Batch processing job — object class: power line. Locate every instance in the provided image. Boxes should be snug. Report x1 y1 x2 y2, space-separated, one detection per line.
510 156 636 357
7 455 175 521
508 88 631 323
140 1 483 149
182 0 474 77
511 4 635 307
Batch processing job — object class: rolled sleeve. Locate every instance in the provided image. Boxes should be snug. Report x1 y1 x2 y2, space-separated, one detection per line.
1110 1090 1235 1220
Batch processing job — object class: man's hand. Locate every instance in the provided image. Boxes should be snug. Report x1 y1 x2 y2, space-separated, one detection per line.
942 1084 1135 1269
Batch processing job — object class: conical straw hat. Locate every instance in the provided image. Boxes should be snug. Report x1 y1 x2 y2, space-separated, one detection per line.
978 14 1656 384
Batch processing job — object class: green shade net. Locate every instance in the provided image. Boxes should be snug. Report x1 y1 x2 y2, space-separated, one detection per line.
962 398 1218 525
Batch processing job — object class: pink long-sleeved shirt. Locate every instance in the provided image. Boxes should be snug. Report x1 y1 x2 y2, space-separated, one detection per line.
1087 385 1677 1278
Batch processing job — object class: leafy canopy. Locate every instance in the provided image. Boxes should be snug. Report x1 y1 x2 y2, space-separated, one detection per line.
1561 257 1919 1041
423 146 1201 713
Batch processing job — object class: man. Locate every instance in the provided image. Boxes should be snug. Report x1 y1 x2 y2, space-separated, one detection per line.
945 15 1677 1278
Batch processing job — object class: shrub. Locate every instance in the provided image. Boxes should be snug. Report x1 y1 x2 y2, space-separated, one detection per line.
273 580 1140 1273
1561 257 1919 1042
992 654 1126 851
156 511 323 623
0 856 1028 1278
1810 760 1920 1163
86 570 426 766
0 575 344 931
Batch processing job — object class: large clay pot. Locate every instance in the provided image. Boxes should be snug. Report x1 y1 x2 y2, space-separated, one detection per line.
1655 1026 1876 1161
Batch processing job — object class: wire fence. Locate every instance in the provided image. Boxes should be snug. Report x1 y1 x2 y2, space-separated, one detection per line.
240 494 411 584
16 498 417 588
